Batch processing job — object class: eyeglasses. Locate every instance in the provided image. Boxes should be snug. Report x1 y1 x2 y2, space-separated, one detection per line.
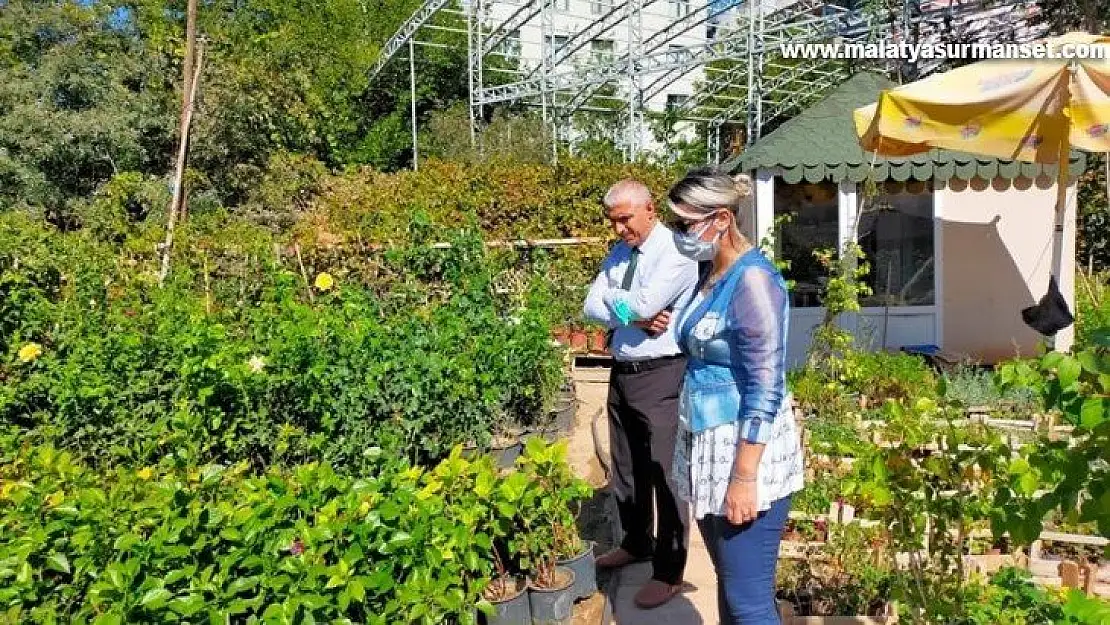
671 210 724 234
671 219 703 234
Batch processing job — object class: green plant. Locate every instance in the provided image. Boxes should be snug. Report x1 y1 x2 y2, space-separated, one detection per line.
777 522 896 617
993 337 1110 549
842 397 1008 624
839 350 938 404
958 567 1066 625
512 438 592 587
0 436 584 624
1076 270 1110 350
0 213 564 471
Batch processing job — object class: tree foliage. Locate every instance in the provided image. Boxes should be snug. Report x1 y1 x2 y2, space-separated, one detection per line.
0 0 470 222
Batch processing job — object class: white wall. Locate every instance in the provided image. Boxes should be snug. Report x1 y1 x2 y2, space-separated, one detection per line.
939 175 1077 363
755 169 1079 368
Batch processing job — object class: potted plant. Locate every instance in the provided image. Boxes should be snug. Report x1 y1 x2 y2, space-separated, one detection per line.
526 561 575 625
516 439 595 610
474 456 534 625
587 326 608 355
569 326 588 354
554 525 596 602
479 547 531 625
544 376 576 438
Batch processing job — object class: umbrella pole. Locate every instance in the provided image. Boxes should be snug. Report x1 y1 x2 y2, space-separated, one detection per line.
1046 140 1071 353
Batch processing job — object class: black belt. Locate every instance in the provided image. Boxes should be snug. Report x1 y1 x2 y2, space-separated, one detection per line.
612 354 685 374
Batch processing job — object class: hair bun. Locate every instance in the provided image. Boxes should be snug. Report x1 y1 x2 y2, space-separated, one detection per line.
731 173 753 197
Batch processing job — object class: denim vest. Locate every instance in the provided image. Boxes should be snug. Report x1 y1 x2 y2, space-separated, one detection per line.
674 249 790 435
677 250 785 433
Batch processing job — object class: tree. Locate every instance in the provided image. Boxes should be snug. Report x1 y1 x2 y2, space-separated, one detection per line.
1077 153 1110 273
1030 0 1110 34
0 0 475 223
0 1 177 227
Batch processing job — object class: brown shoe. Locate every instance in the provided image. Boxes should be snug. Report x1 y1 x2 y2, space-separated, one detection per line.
633 579 682 609
595 547 643 569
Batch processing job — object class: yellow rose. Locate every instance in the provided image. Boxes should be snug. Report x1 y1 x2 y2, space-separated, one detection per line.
17 343 42 363
136 467 154 480
314 272 335 291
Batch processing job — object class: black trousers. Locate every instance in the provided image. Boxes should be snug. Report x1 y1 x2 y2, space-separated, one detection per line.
607 355 688 585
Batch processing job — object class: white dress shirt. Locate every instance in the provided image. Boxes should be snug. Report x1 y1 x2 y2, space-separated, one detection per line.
582 221 699 362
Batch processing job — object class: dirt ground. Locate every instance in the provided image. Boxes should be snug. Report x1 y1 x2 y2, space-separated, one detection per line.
566 364 617 625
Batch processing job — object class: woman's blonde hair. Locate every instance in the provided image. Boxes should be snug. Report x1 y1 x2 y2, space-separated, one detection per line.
667 167 755 241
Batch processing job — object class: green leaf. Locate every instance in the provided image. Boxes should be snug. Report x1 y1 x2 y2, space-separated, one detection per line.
1057 356 1082 389
872 455 887 480
300 594 328 609
1079 398 1106 428
93 613 122 625
45 553 70 575
1009 458 1031 475
140 588 171 609
348 579 366 603
113 534 141 552
164 566 196 586
1019 472 1039 496
261 604 284 621
169 595 207 617
1043 352 1065 369
226 576 259 596
16 561 32 584
871 486 892 507
1077 350 1102 374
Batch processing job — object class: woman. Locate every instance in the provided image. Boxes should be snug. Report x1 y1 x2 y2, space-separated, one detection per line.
667 167 804 625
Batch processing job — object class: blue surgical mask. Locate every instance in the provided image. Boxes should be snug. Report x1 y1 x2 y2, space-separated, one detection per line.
675 222 722 261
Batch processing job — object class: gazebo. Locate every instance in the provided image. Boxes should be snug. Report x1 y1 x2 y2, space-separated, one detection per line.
729 72 1085 367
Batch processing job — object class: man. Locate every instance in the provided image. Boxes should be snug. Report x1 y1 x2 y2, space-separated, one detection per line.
583 179 699 609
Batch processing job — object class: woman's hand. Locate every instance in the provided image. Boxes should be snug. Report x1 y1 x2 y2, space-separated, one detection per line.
724 478 758 525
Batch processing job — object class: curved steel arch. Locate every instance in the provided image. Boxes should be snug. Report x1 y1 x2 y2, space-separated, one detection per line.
370 0 456 81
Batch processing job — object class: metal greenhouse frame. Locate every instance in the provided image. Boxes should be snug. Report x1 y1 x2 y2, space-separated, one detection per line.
370 0 1046 164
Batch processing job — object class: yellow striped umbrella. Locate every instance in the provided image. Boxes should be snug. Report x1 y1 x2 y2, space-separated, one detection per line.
854 32 1110 162
853 32 1110 343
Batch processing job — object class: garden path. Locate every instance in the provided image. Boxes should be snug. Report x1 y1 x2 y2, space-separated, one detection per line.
570 364 718 625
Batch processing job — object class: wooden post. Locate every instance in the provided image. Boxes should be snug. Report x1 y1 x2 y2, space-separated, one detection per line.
1081 562 1097 595
158 43 205 287
178 0 198 220
1059 560 1081 589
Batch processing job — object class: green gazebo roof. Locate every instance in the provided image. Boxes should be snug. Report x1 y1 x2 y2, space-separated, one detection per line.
728 71 1085 184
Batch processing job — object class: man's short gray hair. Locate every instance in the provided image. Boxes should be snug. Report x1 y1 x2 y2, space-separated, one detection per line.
603 179 653 210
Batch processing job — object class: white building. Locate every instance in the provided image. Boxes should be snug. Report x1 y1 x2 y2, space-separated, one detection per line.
481 0 749 154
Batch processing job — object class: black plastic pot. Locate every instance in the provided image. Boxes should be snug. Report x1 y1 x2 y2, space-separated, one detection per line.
491 440 523 469
479 577 531 625
527 567 575 625
556 541 596 601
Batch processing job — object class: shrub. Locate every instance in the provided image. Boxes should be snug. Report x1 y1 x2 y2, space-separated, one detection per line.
0 436 590 624
1076 270 1110 351
0 215 563 471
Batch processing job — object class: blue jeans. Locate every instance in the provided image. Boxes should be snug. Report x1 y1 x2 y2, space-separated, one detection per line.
697 496 791 625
